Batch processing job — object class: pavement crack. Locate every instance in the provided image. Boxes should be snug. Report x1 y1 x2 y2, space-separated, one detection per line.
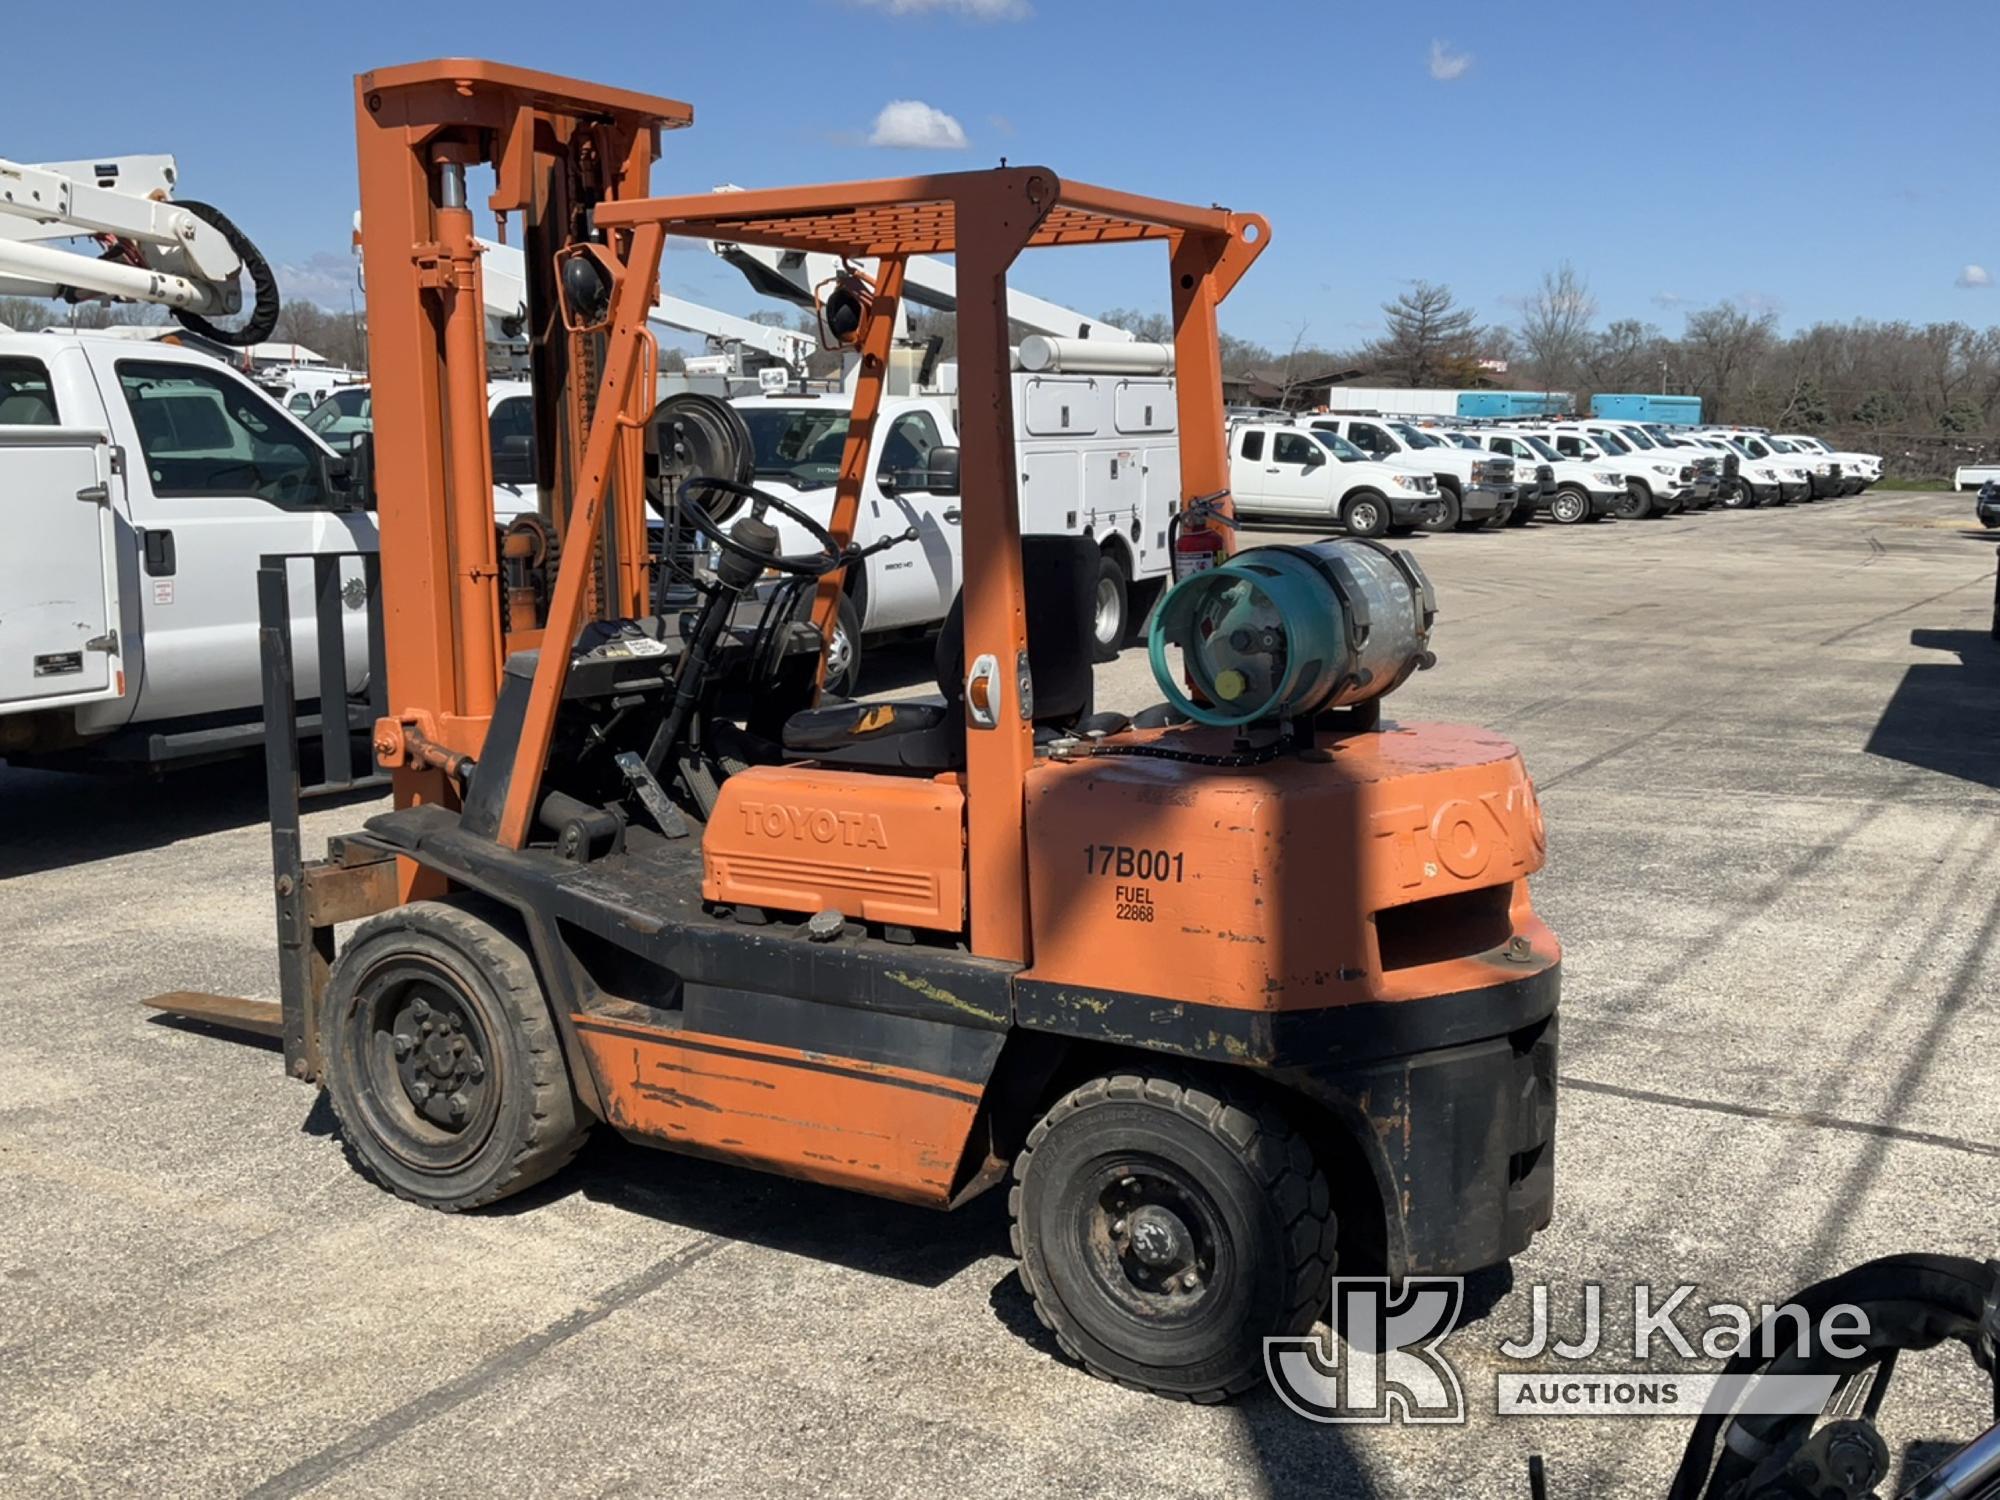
1559 1074 2000 1160
242 1233 731 1499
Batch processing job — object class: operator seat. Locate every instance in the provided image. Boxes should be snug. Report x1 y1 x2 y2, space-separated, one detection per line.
781 534 1113 770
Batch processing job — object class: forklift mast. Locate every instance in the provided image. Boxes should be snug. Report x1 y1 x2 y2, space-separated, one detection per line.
353 60 691 819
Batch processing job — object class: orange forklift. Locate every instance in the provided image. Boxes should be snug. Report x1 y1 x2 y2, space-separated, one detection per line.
171 60 1560 1401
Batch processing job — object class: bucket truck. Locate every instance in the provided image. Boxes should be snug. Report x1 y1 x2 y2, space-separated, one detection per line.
0 155 375 773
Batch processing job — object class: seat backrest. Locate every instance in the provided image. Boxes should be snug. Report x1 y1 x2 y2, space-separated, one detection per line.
933 533 1096 725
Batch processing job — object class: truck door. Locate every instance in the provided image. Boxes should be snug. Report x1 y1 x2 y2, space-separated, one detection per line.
872 409 959 626
1230 427 1273 509
0 355 123 710
1262 431 1333 515
107 356 374 724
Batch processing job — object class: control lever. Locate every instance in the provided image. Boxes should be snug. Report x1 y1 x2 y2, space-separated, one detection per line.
841 524 921 564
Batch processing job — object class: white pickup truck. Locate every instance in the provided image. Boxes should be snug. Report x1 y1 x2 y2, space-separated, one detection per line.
1771 434 1879 495
1302 414 1518 529
1227 421 1440 535
1443 427 1625 524
734 356 1182 684
1549 421 1708 516
0 332 373 770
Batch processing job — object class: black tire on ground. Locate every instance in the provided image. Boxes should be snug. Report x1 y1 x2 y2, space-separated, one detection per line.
1549 486 1591 525
1614 482 1653 521
825 591 863 697
1341 491 1391 539
1010 1072 1336 1401
1416 488 1459 533
1091 552 1131 664
1503 500 1534 527
321 897 590 1211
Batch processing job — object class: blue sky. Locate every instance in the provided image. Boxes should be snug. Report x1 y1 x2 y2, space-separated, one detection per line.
5 0 1995 349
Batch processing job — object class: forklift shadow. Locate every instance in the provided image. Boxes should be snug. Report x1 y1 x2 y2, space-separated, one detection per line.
0 760 380 881
1864 628 2000 789
498 1129 1013 1289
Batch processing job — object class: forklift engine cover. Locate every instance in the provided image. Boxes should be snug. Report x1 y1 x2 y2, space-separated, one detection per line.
1020 720 1551 1012
704 764 968 931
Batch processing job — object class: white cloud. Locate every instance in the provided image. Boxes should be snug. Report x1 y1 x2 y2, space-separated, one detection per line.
1428 39 1473 81
1956 263 1993 289
852 0 1030 17
867 99 969 149
1650 291 1688 310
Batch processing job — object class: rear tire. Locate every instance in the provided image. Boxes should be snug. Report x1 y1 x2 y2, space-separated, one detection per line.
1549 487 1590 525
1011 1072 1336 1401
1092 552 1130 664
322 898 589 1212
1340 491 1390 539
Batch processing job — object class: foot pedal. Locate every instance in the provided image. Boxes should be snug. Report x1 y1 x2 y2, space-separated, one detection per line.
615 751 689 838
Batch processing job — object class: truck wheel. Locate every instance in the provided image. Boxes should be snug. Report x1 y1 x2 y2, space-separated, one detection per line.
1549 487 1590 525
1502 501 1534 528
321 898 590 1212
1011 1073 1335 1401
825 592 863 697
1341 492 1390 539
1092 553 1130 663
1419 486 1461 533
1614 482 1652 521
1720 481 1751 510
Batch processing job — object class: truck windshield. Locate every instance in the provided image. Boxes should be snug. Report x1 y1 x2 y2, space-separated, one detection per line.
1313 431 1367 462
1615 427 1657 449
1388 423 1442 448
738 406 852 488
1765 437 1796 453
1589 431 1633 455
1520 436 1562 462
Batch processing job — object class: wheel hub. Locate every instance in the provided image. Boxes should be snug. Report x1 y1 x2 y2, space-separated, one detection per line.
1095 578 1121 642
1092 1167 1218 1310
388 988 487 1131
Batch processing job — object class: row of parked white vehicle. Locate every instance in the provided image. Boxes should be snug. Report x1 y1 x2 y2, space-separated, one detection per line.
1224 410 1884 536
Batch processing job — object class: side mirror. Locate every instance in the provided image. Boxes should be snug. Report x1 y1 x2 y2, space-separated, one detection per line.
325 431 376 511
1304 447 1326 469
924 445 961 496
493 432 536 486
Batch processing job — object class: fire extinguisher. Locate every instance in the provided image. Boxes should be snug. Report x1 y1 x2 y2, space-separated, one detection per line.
1168 490 1236 582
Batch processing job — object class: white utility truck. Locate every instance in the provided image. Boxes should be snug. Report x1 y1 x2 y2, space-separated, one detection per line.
736 334 1182 687
0 154 383 771
0 333 372 768
1227 420 1440 535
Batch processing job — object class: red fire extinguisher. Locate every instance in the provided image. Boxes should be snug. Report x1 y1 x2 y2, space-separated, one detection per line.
1169 490 1236 582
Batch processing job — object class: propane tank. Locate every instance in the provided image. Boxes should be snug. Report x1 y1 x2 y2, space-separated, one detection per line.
1147 539 1437 728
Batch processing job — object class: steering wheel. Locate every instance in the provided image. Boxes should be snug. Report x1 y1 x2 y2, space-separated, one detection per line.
677 476 845 579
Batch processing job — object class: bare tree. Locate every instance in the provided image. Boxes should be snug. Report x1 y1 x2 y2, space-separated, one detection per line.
1366 282 1482 387
1518 262 1596 391
1680 302 1777 423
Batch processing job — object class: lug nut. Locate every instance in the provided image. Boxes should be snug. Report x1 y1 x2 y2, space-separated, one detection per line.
412 1080 431 1101
1111 1219 1126 1235
1182 1272 1201 1290
392 1032 413 1059
448 1092 468 1119
411 999 431 1022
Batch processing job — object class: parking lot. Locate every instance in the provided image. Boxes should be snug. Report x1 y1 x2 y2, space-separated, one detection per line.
2 489 1996 1498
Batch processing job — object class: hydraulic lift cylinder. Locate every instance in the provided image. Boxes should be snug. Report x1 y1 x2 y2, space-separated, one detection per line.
436 158 501 719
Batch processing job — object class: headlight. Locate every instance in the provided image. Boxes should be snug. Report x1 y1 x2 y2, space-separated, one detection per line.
1390 474 1427 491
1593 471 1622 487
1652 463 1678 476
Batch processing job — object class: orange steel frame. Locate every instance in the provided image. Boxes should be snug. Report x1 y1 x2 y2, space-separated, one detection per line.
355 62 1267 965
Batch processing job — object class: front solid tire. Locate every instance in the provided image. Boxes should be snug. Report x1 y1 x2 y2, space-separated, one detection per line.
322 898 589 1212
1614 481 1652 520
1010 1073 1336 1401
1549 487 1590 525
